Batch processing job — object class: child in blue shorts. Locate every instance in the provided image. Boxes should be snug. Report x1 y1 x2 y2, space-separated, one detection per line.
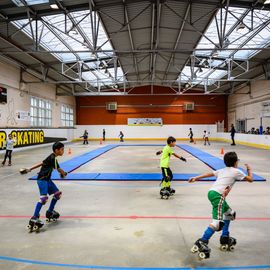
26 142 67 230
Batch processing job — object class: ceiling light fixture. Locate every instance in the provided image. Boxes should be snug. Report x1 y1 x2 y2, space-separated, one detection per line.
223 37 230 48
184 82 191 89
212 51 219 57
49 0 59 9
204 60 210 68
69 27 78 35
236 22 246 32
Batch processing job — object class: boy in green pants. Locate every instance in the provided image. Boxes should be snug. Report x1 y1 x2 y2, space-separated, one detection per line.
157 136 187 199
188 151 253 259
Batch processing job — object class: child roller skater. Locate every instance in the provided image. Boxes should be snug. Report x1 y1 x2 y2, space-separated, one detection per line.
157 136 187 199
188 152 253 259
2 133 16 166
22 142 67 232
82 130 88 145
119 131 124 142
203 130 210 146
188 128 194 143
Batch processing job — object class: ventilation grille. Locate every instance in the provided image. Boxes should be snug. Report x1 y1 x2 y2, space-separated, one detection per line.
106 102 117 111
183 103 194 111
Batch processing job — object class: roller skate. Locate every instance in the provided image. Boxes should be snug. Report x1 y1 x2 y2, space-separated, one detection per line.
46 210 60 223
160 187 170 199
27 216 44 232
169 187 175 195
220 235 237 251
191 238 211 260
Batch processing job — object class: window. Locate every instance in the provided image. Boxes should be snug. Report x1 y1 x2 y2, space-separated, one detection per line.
61 105 74 127
236 119 246 133
30 96 52 127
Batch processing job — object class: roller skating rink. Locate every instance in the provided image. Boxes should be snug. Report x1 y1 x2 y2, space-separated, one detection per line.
0 140 270 269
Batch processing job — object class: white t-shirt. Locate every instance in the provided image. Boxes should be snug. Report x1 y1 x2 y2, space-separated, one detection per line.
210 167 246 194
5 139 16 150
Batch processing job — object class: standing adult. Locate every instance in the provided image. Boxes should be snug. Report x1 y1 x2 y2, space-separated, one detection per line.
188 128 194 143
103 129 106 141
230 124 236 146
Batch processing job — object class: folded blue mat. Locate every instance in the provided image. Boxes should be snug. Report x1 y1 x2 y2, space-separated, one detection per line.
29 145 118 180
56 144 118 172
178 144 265 181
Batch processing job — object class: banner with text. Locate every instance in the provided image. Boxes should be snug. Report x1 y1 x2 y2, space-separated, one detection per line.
0 129 67 149
128 118 163 126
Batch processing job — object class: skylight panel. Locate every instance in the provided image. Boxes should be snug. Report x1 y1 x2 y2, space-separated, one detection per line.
180 6 270 88
12 0 49 6
196 7 270 60
82 66 124 87
179 66 226 86
12 10 126 88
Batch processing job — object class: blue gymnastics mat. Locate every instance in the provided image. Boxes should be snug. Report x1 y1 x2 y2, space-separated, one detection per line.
178 144 266 181
56 144 118 172
29 144 118 180
29 144 266 181
31 173 215 181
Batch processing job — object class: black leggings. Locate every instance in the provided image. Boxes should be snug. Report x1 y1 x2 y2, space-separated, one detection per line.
3 150 12 163
161 167 173 181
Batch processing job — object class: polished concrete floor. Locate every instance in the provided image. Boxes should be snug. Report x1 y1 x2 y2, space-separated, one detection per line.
0 140 270 270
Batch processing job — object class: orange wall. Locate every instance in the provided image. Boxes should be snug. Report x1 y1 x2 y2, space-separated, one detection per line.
76 86 227 125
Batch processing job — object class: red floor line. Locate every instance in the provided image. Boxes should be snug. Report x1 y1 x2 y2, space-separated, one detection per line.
0 215 270 220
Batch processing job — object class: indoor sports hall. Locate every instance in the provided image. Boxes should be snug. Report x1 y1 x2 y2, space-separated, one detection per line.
0 1 270 270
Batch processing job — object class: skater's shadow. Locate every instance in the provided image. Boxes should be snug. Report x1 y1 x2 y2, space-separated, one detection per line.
42 219 63 232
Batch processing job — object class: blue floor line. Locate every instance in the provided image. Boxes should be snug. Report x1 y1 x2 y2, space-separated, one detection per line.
0 256 269 270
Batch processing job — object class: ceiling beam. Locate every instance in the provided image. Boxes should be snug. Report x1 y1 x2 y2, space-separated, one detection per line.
162 2 190 81
149 2 155 82
123 0 140 81
0 32 92 93
2 0 270 22
3 47 270 54
150 0 162 83
0 47 71 94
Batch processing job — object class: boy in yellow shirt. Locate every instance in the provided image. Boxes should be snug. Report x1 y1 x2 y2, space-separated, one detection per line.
157 136 187 199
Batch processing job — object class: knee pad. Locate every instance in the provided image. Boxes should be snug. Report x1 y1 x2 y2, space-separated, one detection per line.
39 195 48 205
53 191 62 200
210 219 225 231
224 210 236 221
